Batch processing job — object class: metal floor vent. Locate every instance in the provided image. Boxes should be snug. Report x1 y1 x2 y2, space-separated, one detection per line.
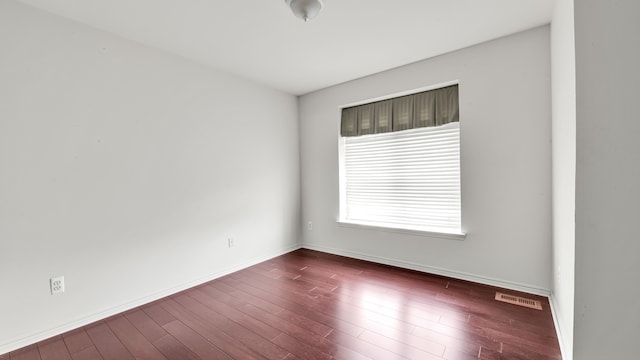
495 292 542 310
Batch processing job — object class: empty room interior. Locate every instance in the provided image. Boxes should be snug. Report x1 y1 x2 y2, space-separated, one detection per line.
1 1 638 359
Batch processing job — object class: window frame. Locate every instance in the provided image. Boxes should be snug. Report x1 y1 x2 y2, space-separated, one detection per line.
337 83 465 239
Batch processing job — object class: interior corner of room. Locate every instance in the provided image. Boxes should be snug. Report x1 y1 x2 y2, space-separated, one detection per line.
1 0 639 359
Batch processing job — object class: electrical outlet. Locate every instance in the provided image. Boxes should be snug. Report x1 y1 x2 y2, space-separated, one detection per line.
228 237 234 248
50 276 65 295
307 221 313 230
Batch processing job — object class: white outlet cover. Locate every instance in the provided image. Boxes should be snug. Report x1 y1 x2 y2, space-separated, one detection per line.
50 276 65 295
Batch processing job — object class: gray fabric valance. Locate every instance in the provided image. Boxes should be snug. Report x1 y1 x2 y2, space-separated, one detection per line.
341 85 459 137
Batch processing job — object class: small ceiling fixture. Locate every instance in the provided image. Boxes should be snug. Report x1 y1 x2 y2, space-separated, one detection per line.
285 0 323 22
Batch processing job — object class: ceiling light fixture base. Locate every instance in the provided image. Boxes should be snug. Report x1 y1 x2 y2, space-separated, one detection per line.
285 0 323 22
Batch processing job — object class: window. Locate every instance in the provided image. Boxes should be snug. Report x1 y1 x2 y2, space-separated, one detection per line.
338 85 462 236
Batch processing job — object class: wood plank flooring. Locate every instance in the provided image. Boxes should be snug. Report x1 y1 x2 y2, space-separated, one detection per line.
2 249 562 359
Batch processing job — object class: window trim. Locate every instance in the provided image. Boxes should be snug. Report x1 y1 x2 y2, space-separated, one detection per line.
336 219 466 240
340 81 459 109
337 82 464 239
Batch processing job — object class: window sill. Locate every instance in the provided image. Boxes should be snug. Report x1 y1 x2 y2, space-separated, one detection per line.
336 220 466 241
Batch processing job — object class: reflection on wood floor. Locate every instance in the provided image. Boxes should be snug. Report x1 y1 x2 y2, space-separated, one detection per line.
4 248 562 360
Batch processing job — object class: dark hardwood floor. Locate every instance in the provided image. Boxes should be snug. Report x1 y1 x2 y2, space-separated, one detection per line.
3 249 561 360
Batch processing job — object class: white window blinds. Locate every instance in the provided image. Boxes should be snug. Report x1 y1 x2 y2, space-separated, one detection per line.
341 122 461 234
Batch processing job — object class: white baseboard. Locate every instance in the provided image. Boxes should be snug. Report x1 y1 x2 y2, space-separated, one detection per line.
549 294 572 360
3 243 558 356
302 243 551 296
0 243 302 356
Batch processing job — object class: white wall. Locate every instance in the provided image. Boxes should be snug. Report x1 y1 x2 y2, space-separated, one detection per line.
550 0 576 358
0 1 300 353
299 27 552 293
574 0 640 358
